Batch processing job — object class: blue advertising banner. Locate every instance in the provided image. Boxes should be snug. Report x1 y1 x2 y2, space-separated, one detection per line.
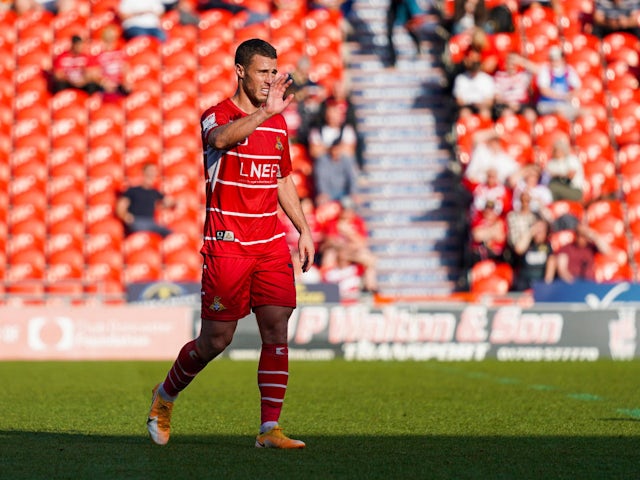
533 280 640 306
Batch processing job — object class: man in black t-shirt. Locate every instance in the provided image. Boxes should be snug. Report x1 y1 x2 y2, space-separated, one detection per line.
115 163 175 237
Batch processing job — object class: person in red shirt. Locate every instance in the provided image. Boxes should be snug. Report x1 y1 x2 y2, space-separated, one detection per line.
146 39 315 449
50 35 104 95
95 25 130 102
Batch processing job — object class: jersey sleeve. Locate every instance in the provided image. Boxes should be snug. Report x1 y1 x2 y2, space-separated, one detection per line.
201 104 230 147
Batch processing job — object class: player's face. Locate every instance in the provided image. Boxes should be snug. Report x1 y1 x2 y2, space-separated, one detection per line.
239 54 278 106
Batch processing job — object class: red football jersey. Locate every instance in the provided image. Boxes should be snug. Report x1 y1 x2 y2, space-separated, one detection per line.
200 98 293 257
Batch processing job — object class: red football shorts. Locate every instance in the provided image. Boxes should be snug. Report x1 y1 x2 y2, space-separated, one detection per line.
200 253 296 321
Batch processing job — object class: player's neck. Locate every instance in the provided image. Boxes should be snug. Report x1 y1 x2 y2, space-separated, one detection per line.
231 92 262 115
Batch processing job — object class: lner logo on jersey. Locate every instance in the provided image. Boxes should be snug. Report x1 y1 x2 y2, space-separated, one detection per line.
209 296 226 312
216 230 235 241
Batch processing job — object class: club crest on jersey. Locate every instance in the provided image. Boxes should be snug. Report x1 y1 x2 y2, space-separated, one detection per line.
209 296 226 312
275 136 284 151
216 230 235 241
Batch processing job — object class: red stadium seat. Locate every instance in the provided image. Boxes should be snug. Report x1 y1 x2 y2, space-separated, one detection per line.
7 247 46 280
5 280 45 305
14 64 49 96
45 280 86 305
594 252 633 283
601 32 640 65
618 144 640 169
582 159 619 203
47 208 85 240
49 147 85 179
85 204 124 239
123 231 164 258
10 173 47 207
7 233 45 263
10 148 47 177
162 249 202 283
47 247 85 282
610 102 640 147
160 147 200 179
454 114 493 165
123 252 163 283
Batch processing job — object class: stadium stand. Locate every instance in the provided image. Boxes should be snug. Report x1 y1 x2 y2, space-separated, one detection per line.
1 0 348 305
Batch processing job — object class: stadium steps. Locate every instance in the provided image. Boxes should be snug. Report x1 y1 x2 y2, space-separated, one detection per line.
347 0 464 297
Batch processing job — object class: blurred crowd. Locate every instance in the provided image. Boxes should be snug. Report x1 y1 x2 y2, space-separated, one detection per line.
441 0 640 293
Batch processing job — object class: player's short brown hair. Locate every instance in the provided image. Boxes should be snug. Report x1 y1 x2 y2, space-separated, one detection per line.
235 38 277 68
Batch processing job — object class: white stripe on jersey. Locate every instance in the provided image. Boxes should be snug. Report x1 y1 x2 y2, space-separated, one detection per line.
204 232 286 245
206 207 278 218
257 126 287 135
216 178 279 189
225 150 282 160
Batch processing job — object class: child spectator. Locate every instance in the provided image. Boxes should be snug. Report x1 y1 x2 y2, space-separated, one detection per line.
535 46 581 121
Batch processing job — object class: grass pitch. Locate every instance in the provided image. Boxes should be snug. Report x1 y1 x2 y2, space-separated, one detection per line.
0 359 639 479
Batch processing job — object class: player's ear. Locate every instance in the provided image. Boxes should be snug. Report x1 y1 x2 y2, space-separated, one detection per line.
236 64 245 79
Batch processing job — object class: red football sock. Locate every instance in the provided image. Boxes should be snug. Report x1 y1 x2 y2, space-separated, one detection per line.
162 340 208 397
258 343 289 425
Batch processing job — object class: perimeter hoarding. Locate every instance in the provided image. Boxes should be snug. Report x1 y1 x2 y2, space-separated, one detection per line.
0 306 193 360
0 303 637 361
222 303 639 362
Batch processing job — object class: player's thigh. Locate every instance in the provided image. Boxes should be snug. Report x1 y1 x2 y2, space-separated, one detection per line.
250 253 296 310
201 254 253 321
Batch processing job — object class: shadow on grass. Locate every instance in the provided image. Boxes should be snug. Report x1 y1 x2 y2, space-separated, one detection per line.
1 430 639 480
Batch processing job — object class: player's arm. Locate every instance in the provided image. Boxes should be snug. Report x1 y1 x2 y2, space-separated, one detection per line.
277 174 315 272
207 73 293 150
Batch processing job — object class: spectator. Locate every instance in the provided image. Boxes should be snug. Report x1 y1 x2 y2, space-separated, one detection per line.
49 35 104 95
450 0 487 35
468 166 512 223
385 0 428 67
285 55 327 146
518 0 560 14
542 136 585 202
118 0 167 42
463 128 521 188
467 199 508 265
176 0 200 25
592 0 640 38
492 52 539 123
309 98 360 204
452 47 496 120
317 78 363 166
320 198 378 294
12 0 41 15
95 25 131 102
115 162 176 237
534 45 581 121
511 164 553 218
544 224 611 283
511 216 553 291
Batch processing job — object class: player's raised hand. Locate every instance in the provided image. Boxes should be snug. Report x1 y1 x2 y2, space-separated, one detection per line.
263 73 294 116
